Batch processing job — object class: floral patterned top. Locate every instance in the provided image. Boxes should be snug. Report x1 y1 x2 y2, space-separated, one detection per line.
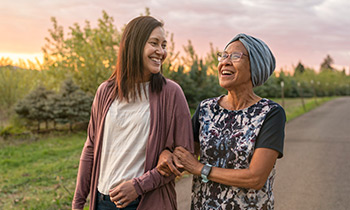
191 96 285 210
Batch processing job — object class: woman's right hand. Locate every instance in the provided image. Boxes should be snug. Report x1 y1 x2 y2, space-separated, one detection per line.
174 146 203 175
156 149 182 177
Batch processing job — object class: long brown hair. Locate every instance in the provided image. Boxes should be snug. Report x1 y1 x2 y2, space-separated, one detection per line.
108 16 166 102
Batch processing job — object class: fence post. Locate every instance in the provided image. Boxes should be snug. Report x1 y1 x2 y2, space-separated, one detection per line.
280 81 285 107
311 80 318 105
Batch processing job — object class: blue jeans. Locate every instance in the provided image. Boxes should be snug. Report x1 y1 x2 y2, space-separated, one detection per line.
96 191 140 210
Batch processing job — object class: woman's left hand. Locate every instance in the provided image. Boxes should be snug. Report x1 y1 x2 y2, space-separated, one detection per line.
109 180 138 208
157 149 182 177
174 146 203 175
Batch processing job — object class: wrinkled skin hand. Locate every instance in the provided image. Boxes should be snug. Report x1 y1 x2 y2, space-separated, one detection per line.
156 149 183 177
174 146 203 175
109 180 138 208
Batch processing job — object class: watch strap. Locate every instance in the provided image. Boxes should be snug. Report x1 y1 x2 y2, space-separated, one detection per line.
201 163 212 183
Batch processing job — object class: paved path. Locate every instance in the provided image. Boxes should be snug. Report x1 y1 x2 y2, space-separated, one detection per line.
274 97 350 210
176 97 350 209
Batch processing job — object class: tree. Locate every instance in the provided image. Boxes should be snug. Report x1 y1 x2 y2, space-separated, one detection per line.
204 42 220 75
15 86 54 131
42 11 120 94
162 33 180 78
168 41 224 109
294 61 305 75
0 66 43 110
320 54 334 71
0 57 13 67
53 79 93 132
254 74 281 98
181 40 198 70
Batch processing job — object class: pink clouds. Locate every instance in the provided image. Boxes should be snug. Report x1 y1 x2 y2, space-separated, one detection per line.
0 0 349 72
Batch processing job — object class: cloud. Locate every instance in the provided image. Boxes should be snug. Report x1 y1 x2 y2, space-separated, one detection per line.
1 0 349 69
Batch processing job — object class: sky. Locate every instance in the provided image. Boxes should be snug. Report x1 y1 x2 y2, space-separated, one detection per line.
1 0 350 73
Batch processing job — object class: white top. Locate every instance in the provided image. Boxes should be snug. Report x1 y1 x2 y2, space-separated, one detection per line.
98 83 150 194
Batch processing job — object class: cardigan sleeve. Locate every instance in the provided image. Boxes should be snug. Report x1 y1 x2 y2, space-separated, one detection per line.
72 84 102 209
132 80 194 195
165 82 194 153
132 169 176 195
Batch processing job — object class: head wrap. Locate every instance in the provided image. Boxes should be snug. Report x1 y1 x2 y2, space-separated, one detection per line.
225 33 275 87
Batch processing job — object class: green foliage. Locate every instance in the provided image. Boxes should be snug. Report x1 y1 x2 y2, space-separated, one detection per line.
2 10 350 130
162 33 180 77
254 74 281 98
168 41 225 108
0 125 28 139
42 11 120 94
294 61 305 75
14 80 92 132
0 66 43 110
15 86 54 131
53 79 93 131
204 42 220 75
254 65 350 99
320 54 334 71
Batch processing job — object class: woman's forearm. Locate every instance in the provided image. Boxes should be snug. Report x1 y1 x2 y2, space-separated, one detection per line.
205 167 265 190
180 147 279 190
205 148 278 190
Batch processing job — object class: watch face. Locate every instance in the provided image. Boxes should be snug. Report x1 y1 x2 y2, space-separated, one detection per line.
202 165 211 176
201 164 212 176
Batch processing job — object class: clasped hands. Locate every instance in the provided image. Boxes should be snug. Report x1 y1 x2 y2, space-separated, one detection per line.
76 147 199 210
108 146 198 208
156 146 203 177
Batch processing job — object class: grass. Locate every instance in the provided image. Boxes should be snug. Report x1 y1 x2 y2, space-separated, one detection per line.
271 97 333 121
0 132 86 210
0 97 335 209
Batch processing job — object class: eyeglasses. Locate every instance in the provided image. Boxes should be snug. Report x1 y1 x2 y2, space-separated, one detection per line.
217 52 248 62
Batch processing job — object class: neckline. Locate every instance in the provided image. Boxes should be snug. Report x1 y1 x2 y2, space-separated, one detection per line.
215 95 265 112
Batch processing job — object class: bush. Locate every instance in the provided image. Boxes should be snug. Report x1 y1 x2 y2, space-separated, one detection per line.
0 125 29 139
14 79 93 132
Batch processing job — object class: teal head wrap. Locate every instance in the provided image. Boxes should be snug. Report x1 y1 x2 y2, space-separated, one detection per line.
225 33 275 87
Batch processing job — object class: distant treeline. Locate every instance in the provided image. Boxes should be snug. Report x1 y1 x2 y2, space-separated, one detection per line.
0 10 349 133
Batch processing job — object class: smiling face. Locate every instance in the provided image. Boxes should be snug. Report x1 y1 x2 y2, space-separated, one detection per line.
218 41 251 91
143 26 167 81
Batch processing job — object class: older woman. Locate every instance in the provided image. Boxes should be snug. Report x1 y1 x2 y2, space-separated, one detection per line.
158 33 285 209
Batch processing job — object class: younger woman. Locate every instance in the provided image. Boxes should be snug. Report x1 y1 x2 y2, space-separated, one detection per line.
72 16 194 210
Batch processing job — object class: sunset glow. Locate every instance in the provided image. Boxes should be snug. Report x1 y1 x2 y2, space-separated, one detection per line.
0 53 43 63
1 0 350 73
0 53 43 69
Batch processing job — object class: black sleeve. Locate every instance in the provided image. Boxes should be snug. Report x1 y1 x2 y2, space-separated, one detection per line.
191 104 201 143
255 105 286 158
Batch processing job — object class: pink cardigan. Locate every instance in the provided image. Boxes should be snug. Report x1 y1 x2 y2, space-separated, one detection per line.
72 79 194 210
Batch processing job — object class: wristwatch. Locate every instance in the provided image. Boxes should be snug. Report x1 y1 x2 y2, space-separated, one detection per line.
201 163 212 183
